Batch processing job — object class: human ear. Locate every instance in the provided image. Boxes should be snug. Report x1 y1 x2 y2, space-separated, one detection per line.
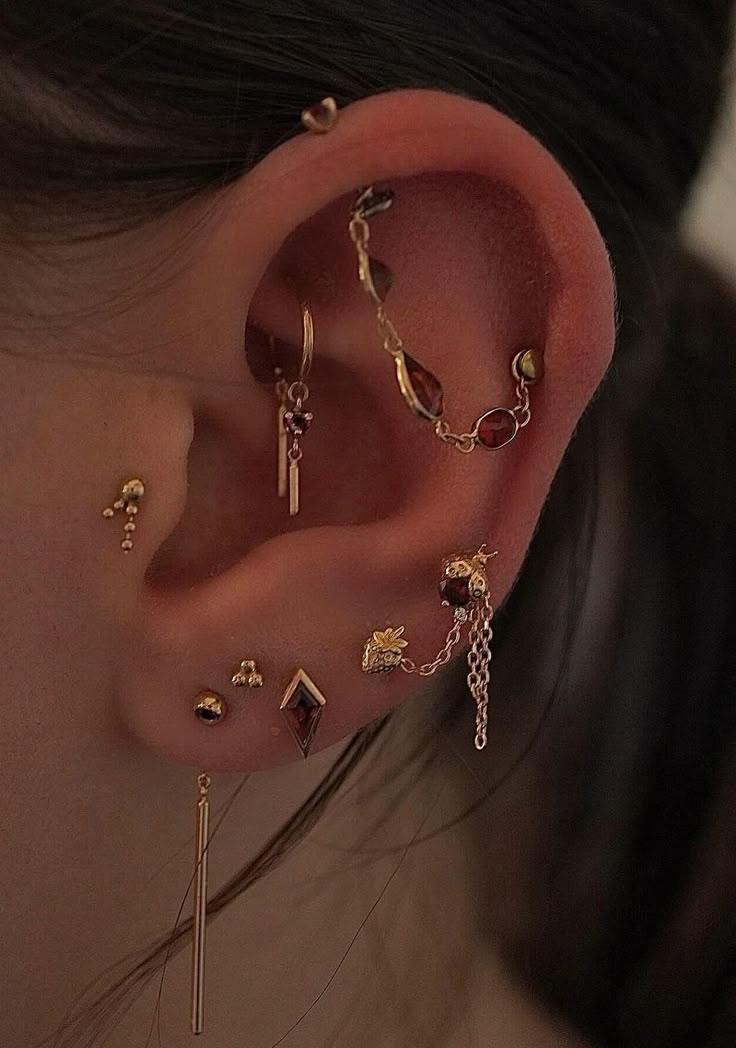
113 88 615 771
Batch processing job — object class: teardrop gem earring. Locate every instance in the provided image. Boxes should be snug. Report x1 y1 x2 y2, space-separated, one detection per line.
362 546 498 750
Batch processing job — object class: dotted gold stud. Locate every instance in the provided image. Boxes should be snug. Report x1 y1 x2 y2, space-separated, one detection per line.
102 477 145 553
231 659 264 688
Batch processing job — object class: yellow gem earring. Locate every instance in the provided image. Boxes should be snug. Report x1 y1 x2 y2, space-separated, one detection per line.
362 546 498 750
101 477 145 552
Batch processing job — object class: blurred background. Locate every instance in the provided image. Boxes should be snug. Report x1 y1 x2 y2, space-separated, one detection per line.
683 47 736 283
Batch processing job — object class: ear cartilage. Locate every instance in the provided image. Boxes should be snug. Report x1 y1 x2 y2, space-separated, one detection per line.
362 546 498 751
348 185 543 452
301 96 338 134
101 477 145 552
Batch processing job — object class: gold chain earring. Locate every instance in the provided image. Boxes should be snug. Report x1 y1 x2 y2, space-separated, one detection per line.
276 302 315 517
349 186 544 453
362 546 497 750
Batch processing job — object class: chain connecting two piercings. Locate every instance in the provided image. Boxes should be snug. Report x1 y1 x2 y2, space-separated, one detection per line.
349 185 544 454
362 546 498 751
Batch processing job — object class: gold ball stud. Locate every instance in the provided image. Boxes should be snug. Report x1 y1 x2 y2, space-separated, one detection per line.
122 478 145 502
194 690 227 725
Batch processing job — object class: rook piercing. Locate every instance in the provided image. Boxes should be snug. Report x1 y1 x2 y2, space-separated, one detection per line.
301 96 338 133
231 659 264 688
194 690 227 725
362 546 498 750
102 477 145 552
279 668 327 759
349 186 543 453
281 302 315 517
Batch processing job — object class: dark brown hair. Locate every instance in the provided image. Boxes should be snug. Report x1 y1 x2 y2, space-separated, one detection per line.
2 3 735 1046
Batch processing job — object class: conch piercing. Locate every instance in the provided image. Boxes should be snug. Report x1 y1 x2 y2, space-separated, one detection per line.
349 186 543 453
276 302 315 517
301 96 338 133
362 546 498 750
101 477 145 552
231 659 264 688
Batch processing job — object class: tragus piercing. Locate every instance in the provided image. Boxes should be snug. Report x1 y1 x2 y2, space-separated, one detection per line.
102 477 145 552
349 186 543 453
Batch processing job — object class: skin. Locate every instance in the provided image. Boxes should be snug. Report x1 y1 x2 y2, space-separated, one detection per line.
0 90 614 1046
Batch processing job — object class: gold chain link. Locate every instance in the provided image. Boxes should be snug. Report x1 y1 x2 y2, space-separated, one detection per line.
466 596 494 750
400 609 467 676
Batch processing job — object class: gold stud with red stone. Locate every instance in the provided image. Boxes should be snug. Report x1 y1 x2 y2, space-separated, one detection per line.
102 477 145 553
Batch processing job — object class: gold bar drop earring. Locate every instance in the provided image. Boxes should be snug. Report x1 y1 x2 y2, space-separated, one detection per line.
191 772 210 1035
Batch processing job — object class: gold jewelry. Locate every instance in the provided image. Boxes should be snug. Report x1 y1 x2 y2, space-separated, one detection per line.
279 668 327 759
301 96 338 133
194 690 227 725
279 302 315 517
362 546 498 750
191 772 210 1035
349 186 543 453
101 477 145 552
231 659 264 688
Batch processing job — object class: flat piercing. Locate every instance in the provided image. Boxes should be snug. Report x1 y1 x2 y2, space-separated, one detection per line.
102 477 145 552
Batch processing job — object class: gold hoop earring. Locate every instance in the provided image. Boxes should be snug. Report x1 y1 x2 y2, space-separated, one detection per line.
349 186 543 453
276 302 315 517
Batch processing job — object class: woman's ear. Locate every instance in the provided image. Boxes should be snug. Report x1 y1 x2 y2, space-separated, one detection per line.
109 88 615 771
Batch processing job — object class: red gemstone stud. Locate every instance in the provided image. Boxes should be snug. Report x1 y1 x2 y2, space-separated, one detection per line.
395 351 445 421
279 668 327 759
301 97 338 134
438 548 496 607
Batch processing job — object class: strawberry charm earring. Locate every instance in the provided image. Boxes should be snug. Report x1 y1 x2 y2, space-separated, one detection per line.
362 546 498 750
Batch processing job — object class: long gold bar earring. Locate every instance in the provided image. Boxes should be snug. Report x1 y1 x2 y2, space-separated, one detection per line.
283 302 315 517
191 772 210 1035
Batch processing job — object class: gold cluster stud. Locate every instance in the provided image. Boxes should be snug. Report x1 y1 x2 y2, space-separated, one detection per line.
102 477 145 553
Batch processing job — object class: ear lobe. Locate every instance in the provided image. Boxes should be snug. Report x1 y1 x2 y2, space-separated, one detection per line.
115 89 615 772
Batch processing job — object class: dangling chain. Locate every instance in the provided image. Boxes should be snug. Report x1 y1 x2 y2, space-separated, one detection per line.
397 599 494 750
467 596 494 751
399 608 468 676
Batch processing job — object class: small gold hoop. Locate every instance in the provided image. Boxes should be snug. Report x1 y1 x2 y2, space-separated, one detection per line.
300 302 314 382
